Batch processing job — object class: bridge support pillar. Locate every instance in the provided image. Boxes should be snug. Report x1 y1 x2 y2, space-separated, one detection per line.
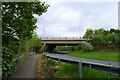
79 62 82 79
39 43 47 53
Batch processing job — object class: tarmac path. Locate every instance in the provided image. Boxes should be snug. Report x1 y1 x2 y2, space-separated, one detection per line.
14 54 40 78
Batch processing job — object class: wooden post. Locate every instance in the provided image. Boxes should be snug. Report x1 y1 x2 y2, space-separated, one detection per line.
79 62 82 79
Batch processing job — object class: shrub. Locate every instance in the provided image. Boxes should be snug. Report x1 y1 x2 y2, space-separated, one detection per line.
81 42 94 52
2 47 16 79
74 45 82 51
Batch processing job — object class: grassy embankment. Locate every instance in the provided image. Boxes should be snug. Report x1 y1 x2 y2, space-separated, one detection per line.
38 55 119 78
68 50 119 61
55 62 119 78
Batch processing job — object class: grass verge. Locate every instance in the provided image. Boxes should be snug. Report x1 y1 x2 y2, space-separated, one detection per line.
37 56 119 78
68 50 119 61
55 62 119 78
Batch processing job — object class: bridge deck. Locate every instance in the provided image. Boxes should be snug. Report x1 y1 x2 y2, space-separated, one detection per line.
45 53 120 68
41 37 88 41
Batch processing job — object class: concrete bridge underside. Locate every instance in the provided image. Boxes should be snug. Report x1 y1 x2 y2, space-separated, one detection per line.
40 38 87 53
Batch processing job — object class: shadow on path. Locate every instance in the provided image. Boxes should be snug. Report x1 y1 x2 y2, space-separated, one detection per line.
13 54 40 78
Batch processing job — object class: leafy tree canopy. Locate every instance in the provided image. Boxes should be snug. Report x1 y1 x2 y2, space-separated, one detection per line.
83 28 93 39
84 28 120 51
2 2 49 46
2 2 49 79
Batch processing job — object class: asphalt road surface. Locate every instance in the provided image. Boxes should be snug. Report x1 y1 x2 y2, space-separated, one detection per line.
13 54 40 78
45 53 120 68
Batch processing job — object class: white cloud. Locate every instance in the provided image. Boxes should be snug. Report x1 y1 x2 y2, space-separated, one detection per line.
43 0 119 4
57 7 82 22
35 2 118 38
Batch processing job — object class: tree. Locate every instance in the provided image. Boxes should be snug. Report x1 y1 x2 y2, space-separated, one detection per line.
18 33 42 54
110 28 116 33
2 2 49 47
95 28 105 35
106 32 118 43
84 28 120 51
29 33 42 52
83 28 93 39
2 2 49 79
115 30 120 49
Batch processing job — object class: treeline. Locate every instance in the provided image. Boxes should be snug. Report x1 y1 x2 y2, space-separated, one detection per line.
18 33 42 55
2 2 49 79
55 28 120 52
54 42 93 52
83 28 120 51
55 46 75 52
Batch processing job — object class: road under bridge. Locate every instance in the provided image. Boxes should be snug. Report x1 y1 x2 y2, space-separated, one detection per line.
40 37 88 53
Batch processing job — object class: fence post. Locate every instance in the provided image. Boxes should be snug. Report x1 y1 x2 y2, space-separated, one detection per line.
79 62 82 79
50 57 52 65
46 57 48 64
89 64 92 69
58 58 60 65
68 61 70 64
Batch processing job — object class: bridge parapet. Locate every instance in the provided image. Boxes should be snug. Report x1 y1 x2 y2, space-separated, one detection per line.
41 37 87 40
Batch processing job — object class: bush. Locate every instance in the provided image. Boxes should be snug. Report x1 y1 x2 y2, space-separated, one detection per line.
81 42 94 52
2 47 16 79
74 45 82 51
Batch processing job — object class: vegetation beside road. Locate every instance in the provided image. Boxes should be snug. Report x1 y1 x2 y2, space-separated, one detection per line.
2 2 49 79
38 55 119 78
68 50 119 61
55 63 119 78
83 28 120 52
38 55 57 78
54 28 120 62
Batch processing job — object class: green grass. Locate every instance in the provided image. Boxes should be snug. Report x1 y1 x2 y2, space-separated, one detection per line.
68 50 119 61
55 63 119 78
55 63 79 78
45 58 119 78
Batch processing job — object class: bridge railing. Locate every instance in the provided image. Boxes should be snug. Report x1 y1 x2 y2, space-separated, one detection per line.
40 37 86 40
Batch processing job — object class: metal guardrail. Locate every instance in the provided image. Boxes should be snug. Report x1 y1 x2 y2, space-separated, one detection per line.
45 53 120 68
44 53 120 78
13 52 35 67
40 37 87 40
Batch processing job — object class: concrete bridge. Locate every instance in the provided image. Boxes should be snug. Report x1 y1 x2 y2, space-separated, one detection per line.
40 37 88 53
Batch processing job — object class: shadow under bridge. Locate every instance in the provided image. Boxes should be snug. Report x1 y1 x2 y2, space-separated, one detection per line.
39 37 88 53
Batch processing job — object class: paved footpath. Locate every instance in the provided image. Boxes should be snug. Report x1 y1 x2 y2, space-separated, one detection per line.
13 54 40 78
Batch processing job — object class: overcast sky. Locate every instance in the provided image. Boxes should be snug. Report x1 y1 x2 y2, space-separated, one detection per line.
34 0 119 38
